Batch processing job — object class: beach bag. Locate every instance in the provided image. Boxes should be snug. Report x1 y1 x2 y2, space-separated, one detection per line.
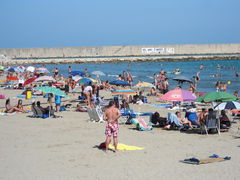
60 106 66 111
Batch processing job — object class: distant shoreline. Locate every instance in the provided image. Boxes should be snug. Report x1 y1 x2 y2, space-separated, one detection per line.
1 54 240 65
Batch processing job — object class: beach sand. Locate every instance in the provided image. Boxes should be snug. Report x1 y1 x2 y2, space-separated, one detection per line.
0 89 240 180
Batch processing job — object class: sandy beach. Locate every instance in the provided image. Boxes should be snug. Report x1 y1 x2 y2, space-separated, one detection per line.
0 88 240 180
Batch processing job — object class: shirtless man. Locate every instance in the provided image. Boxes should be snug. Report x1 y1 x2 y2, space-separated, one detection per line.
104 101 121 152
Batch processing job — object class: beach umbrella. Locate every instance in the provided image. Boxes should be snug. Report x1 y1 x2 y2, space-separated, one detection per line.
77 77 96 84
214 101 240 110
23 77 37 87
15 66 25 73
33 86 67 97
160 89 196 102
112 89 137 95
53 83 64 87
110 80 131 86
7 76 19 81
70 71 85 76
7 67 15 73
92 71 105 76
134 82 155 88
72 75 82 82
36 67 49 74
195 92 237 103
0 66 4 71
26 66 35 73
172 76 192 83
35 75 55 82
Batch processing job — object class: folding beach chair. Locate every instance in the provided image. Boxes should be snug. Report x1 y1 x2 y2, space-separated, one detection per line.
34 106 44 118
201 111 220 135
92 106 104 122
86 107 95 122
31 104 38 118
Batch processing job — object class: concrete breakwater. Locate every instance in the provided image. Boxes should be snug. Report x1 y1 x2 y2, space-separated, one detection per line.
0 43 240 65
1 54 240 66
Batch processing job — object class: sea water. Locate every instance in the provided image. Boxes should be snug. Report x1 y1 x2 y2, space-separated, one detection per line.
42 59 240 93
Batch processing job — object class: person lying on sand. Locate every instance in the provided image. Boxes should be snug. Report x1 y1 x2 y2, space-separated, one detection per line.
5 99 27 113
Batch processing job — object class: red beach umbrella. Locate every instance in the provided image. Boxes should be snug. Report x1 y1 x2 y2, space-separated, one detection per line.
7 76 19 81
23 77 37 87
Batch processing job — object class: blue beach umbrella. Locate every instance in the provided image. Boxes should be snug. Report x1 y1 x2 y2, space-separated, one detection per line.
77 77 96 84
110 80 131 86
70 71 85 76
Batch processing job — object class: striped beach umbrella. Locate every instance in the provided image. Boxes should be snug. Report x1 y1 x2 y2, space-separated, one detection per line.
112 89 136 95
36 67 49 74
35 75 55 82
214 101 240 110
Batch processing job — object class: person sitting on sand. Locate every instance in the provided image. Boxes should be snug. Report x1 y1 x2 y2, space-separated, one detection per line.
5 99 27 113
103 101 121 153
220 110 231 128
198 108 208 125
149 87 160 96
120 99 130 109
36 101 49 114
164 111 193 129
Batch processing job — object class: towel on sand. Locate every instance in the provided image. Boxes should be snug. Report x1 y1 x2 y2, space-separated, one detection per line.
99 142 144 151
180 154 231 165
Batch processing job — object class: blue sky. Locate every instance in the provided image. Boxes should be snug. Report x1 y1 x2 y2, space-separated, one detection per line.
1 0 240 48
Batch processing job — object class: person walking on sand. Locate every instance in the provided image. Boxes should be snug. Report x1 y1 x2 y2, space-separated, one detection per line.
104 101 121 153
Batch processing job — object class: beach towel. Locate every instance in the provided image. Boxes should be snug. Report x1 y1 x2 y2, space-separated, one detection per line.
98 142 144 151
131 118 153 131
146 104 172 108
17 95 37 98
108 143 144 151
180 154 231 165
0 112 16 116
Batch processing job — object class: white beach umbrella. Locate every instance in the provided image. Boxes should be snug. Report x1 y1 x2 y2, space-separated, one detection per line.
26 66 35 73
214 101 240 110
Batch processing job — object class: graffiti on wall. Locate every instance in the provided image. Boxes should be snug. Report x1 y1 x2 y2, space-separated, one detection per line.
141 47 174 54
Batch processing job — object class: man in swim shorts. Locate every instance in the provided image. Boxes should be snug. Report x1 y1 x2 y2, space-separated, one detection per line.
104 100 121 152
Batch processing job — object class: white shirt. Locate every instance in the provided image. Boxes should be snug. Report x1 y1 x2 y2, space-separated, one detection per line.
84 86 92 94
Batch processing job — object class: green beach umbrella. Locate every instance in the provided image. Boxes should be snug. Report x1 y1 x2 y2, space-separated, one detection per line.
195 91 237 103
34 86 67 97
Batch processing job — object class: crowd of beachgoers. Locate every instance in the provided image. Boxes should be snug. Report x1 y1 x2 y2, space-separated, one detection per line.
0 63 239 134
